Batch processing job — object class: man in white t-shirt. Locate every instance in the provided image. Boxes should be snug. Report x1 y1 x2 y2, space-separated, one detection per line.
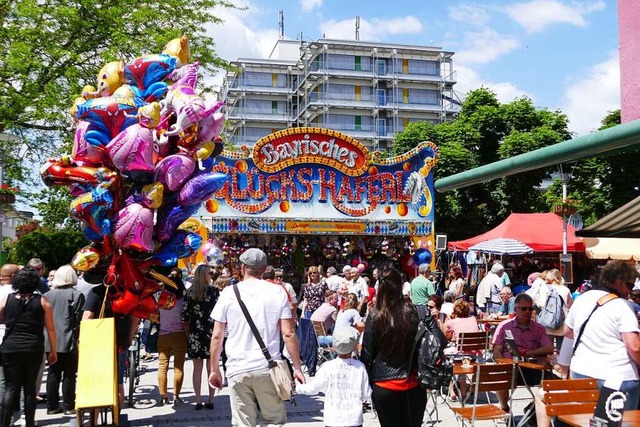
348 267 368 303
325 267 342 292
564 260 640 410
209 248 305 426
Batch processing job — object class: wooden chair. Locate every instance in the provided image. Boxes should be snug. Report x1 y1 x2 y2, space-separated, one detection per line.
457 331 492 360
311 320 335 364
541 378 599 425
451 362 515 426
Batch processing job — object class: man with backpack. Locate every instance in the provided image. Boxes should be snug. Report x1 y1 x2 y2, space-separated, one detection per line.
492 293 554 416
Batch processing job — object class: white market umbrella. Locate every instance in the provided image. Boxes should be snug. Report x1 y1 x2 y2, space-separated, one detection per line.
468 238 534 255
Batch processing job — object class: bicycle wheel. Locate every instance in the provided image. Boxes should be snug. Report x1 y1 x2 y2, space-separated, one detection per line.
128 350 136 407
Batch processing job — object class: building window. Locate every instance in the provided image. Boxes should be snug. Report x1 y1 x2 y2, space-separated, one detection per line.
408 60 438 76
408 89 440 105
244 71 287 87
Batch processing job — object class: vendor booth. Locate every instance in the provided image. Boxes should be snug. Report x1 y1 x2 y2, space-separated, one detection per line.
448 213 585 252
186 127 439 284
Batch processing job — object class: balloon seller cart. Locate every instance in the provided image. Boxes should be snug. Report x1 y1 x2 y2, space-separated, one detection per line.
75 318 120 426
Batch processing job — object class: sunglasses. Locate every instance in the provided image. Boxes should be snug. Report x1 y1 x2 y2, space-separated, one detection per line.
516 306 534 312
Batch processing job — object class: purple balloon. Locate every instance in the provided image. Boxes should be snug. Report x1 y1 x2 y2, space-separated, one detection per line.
154 154 195 192
155 202 199 242
177 172 227 206
113 203 154 252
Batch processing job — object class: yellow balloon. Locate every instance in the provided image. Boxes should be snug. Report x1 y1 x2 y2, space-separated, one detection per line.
141 182 164 209
163 35 190 66
71 246 101 271
95 61 125 97
195 141 215 160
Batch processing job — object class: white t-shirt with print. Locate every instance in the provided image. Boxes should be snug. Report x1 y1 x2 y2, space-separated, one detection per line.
566 289 640 381
210 279 291 378
296 357 371 427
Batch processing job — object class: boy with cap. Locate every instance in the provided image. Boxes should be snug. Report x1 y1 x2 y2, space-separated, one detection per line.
296 327 371 427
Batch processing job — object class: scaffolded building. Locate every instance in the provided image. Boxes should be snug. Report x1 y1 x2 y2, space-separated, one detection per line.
222 38 458 152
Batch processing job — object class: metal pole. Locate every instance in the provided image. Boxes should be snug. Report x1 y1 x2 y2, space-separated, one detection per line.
562 176 568 255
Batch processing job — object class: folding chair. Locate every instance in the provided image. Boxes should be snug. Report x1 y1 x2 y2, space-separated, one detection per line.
457 330 492 361
445 331 493 406
451 362 516 427
311 321 335 365
541 378 599 426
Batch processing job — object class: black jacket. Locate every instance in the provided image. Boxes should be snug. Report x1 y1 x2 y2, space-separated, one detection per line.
361 308 419 382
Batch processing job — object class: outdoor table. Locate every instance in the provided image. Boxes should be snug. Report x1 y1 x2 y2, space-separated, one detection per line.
558 410 640 427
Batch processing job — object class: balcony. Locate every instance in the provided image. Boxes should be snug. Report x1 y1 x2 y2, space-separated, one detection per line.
305 92 376 109
227 107 291 122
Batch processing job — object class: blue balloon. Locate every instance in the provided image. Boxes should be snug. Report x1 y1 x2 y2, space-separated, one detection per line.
155 202 200 242
177 172 227 206
413 248 432 266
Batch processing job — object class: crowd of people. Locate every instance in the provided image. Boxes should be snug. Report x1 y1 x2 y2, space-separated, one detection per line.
0 251 638 427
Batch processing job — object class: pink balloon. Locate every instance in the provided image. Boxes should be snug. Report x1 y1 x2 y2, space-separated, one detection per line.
154 154 195 192
196 108 224 144
200 241 214 257
113 203 154 252
107 124 155 174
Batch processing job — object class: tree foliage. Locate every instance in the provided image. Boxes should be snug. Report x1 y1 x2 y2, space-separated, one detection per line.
392 87 571 239
0 0 238 206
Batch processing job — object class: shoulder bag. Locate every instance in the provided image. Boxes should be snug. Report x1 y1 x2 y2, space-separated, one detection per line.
232 284 294 401
572 292 618 356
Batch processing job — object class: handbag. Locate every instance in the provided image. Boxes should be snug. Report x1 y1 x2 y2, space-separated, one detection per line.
232 284 294 401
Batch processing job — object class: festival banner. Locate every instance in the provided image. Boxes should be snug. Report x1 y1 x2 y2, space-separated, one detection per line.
199 127 438 234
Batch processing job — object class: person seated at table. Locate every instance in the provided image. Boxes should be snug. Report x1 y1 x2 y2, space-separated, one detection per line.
310 290 339 346
497 286 515 318
492 293 554 417
443 299 479 355
440 291 455 319
334 293 364 334
443 299 479 401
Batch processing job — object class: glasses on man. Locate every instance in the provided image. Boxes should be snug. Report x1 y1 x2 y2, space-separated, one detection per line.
515 306 534 312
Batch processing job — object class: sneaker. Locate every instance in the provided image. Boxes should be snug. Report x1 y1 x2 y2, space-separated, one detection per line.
195 403 203 410
204 402 214 410
173 397 185 405
46 408 63 415
64 410 76 416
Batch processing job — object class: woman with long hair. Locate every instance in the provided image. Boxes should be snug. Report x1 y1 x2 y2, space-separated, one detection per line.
0 268 57 427
361 268 425 427
182 265 220 410
448 266 465 299
300 265 327 318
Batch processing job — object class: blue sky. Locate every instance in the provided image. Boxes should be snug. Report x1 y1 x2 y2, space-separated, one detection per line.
207 0 619 136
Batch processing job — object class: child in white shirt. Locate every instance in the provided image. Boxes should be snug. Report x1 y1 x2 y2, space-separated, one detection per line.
296 327 371 427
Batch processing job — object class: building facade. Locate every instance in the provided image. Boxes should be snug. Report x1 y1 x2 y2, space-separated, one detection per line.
223 38 458 152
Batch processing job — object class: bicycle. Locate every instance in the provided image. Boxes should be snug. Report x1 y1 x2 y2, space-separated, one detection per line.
125 330 147 407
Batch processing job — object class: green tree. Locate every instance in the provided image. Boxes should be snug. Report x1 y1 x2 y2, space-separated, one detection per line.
0 0 238 207
392 88 571 239
8 229 86 268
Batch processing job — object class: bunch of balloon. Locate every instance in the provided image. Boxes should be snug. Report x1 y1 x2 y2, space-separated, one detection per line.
41 36 227 321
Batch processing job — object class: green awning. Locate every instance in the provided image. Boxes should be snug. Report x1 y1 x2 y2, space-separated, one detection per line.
577 196 640 238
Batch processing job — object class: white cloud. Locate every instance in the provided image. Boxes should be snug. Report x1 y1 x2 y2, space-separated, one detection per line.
561 52 620 136
455 28 520 65
454 64 532 103
505 0 605 34
203 1 279 90
320 16 423 41
448 4 490 26
300 0 323 12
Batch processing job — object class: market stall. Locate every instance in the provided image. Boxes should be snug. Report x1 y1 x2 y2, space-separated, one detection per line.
189 127 439 284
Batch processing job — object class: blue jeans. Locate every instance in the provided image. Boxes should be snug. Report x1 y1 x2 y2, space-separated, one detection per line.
317 336 333 347
571 371 639 410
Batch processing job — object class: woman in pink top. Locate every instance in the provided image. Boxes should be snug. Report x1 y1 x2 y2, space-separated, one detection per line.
443 299 478 402
444 299 479 349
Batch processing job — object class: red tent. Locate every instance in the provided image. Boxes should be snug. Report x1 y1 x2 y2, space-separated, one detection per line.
448 213 585 252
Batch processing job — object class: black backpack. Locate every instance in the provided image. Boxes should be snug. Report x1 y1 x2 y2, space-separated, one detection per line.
411 306 453 390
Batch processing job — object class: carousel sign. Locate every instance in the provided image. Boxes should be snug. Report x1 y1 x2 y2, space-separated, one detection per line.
203 127 438 225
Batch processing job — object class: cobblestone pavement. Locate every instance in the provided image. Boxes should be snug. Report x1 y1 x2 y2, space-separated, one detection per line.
30 356 531 426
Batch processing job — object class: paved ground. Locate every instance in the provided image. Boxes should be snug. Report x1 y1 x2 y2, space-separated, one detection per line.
28 356 533 426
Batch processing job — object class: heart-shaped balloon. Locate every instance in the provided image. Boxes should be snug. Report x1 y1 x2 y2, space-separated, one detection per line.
113 203 154 252
155 202 199 242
